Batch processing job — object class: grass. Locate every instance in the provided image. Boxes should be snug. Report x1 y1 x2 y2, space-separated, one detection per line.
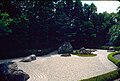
80 70 120 81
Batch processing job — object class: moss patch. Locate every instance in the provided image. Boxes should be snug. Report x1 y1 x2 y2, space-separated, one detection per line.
108 52 120 67
72 53 97 57
80 70 119 81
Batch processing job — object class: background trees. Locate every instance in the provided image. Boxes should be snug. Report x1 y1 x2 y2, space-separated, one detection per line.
0 0 120 51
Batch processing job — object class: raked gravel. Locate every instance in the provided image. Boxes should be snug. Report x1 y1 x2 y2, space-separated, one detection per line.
0 50 118 81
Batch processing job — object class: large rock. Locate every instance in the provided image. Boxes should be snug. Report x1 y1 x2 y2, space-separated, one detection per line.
7 70 29 81
58 42 73 54
0 62 29 81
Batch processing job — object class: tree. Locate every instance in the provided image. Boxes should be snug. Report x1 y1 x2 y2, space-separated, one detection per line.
72 0 83 19
109 22 120 45
65 0 73 17
0 12 13 35
54 1 76 45
108 7 120 45
90 3 97 14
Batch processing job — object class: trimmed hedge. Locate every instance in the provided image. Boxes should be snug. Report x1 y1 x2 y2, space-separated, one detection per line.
108 52 120 67
80 70 119 81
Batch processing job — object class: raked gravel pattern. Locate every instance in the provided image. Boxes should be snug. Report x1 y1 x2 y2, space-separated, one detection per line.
0 50 118 81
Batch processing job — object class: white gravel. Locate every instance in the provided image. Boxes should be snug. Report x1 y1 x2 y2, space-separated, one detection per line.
0 50 118 81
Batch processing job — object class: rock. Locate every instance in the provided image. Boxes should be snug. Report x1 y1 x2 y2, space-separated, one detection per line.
79 47 91 54
107 46 115 52
8 62 18 73
79 50 91 54
0 62 30 81
80 47 85 51
58 42 73 54
0 62 8 74
61 53 71 57
20 57 32 62
20 54 36 62
109 46 114 50
7 70 29 81
0 63 8 81
30 54 36 60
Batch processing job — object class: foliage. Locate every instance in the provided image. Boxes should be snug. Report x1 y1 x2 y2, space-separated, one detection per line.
109 22 120 45
80 70 119 81
0 0 120 57
0 12 13 35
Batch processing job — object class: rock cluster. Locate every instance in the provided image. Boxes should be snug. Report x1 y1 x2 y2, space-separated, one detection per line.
0 62 29 81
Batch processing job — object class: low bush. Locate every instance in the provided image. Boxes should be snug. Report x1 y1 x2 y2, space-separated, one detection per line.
80 70 120 81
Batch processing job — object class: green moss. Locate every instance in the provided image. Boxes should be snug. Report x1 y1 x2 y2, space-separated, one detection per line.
108 52 120 67
73 53 97 57
80 70 119 81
